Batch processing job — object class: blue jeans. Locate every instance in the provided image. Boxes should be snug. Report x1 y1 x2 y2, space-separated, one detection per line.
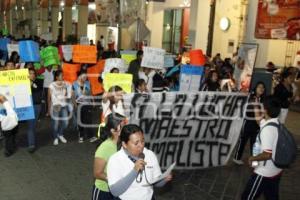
27 104 41 148
51 106 69 139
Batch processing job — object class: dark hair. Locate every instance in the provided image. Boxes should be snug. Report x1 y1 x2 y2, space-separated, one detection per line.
100 113 125 141
110 68 119 73
120 124 143 144
108 85 124 110
28 67 37 76
253 81 266 98
135 79 146 88
263 95 281 118
136 50 143 57
54 69 63 81
281 70 292 82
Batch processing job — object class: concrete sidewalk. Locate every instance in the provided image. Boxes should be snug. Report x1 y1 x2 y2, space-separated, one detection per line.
0 111 299 200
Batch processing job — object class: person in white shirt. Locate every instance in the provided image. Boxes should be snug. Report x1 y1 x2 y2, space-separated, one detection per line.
48 70 71 146
138 67 156 92
241 96 283 200
107 124 172 200
0 94 18 157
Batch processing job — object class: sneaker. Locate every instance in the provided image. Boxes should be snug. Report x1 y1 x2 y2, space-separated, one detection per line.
53 138 59 146
78 137 84 143
28 146 36 153
233 158 244 165
89 136 99 143
58 136 67 143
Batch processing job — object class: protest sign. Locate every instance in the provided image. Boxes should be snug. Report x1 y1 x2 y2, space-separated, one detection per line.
40 46 60 67
19 40 40 62
103 58 128 76
0 69 35 121
233 43 258 92
7 44 19 58
80 36 89 45
141 47 165 69
73 45 97 64
61 45 73 62
103 73 133 94
62 63 81 83
120 50 137 65
124 92 248 169
164 55 175 68
180 65 204 92
87 60 105 95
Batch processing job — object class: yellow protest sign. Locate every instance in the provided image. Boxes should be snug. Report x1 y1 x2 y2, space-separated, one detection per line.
103 73 133 94
121 54 136 65
0 69 35 121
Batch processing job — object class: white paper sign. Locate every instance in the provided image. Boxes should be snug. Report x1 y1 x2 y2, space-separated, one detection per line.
141 47 165 69
7 44 19 58
61 45 73 62
80 36 89 45
104 58 128 73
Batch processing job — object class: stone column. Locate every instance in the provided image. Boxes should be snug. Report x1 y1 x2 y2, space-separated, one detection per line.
40 0 49 35
63 0 73 41
77 0 88 40
51 0 60 42
188 0 211 53
31 0 38 36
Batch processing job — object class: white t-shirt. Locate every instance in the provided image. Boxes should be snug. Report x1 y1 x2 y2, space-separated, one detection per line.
107 147 162 200
102 100 125 118
49 81 72 107
138 70 155 92
254 118 283 177
43 69 54 88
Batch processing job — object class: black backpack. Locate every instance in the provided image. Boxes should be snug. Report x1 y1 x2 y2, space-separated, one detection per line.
260 121 297 168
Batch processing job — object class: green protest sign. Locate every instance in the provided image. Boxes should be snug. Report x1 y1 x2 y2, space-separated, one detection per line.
40 46 60 67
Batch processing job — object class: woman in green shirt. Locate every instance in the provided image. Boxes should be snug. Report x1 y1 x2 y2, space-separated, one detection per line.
92 112 125 200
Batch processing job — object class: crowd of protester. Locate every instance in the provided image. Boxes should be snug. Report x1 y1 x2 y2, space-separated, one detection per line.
0 32 300 200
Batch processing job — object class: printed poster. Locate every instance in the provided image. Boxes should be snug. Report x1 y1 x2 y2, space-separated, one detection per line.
255 0 300 40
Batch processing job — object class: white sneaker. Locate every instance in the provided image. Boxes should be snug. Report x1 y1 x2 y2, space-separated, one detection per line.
53 138 59 146
89 137 99 143
233 158 244 165
58 135 67 143
78 137 84 143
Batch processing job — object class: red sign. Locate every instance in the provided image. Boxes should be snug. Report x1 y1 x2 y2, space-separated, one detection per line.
255 0 300 40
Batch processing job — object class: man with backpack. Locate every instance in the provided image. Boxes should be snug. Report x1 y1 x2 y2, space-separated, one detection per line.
241 95 297 200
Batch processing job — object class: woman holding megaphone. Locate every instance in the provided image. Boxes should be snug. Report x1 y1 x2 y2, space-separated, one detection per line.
107 124 172 200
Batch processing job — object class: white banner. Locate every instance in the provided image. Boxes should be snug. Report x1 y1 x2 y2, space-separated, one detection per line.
7 44 19 58
80 36 89 45
61 45 73 62
124 92 248 169
141 47 165 69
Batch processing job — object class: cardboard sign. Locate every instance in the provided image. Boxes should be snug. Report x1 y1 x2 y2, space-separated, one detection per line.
141 47 165 69
125 92 248 169
103 73 133 94
73 45 97 64
0 69 35 121
180 65 204 92
62 63 81 84
120 50 137 65
87 60 105 95
103 58 128 75
40 46 60 67
19 40 40 62
61 45 73 62
7 44 19 58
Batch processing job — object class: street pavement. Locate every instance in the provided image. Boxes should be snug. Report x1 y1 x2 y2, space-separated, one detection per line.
0 110 299 200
